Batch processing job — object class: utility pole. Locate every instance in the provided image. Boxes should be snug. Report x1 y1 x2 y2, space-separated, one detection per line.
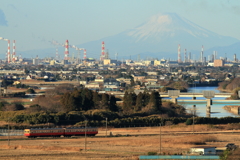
192 105 196 134
106 118 108 138
0 80 1 97
85 120 87 152
159 123 161 154
8 117 10 146
192 115 194 134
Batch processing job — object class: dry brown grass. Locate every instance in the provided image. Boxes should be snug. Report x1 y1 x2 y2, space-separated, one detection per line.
0 124 239 159
0 145 83 152
227 148 240 159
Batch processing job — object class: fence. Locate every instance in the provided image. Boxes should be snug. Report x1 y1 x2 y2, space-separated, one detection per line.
0 129 24 136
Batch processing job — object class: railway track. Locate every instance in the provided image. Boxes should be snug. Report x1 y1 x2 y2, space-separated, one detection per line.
1 130 240 141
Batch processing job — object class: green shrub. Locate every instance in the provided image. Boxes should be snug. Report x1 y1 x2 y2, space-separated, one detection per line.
148 152 157 155
185 118 193 125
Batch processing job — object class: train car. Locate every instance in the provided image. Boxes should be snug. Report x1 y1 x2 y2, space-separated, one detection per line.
24 128 65 138
64 127 98 137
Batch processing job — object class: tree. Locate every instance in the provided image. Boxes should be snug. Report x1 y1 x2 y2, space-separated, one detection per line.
92 91 101 108
4 103 24 111
12 101 25 110
100 93 109 109
142 92 150 107
122 91 131 113
26 88 35 94
109 95 118 112
122 91 137 114
28 104 42 112
80 88 94 110
123 91 129 105
0 101 8 111
72 88 83 110
130 92 137 108
84 89 94 109
1 79 13 88
149 91 161 111
60 92 78 112
135 92 143 111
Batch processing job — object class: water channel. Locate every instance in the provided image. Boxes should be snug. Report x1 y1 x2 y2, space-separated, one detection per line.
176 86 240 118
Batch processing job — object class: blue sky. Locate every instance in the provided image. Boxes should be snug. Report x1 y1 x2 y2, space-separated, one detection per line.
0 0 240 58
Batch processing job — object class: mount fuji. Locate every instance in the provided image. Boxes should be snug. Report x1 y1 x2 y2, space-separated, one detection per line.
76 13 239 60
19 13 239 59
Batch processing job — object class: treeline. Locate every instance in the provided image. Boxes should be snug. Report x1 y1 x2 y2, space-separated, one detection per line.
31 88 163 115
60 88 118 112
60 88 163 115
0 101 25 111
2 110 240 129
159 80 188 92
185 117 240 125
0 85 187 127
122 91 161 114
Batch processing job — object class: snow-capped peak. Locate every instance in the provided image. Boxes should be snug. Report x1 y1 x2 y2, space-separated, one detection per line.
127 13 215 42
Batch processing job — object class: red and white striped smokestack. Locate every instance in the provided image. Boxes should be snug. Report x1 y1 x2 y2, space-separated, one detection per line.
101 41 105 61
64 40 69 60
83 49 87 60
178 44 181 63
12 40 16 62
7 40 10 63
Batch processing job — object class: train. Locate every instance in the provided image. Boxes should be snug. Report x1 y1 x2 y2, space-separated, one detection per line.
24 127 98 138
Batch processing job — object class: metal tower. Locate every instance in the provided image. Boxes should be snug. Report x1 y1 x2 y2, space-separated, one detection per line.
178 44 181 63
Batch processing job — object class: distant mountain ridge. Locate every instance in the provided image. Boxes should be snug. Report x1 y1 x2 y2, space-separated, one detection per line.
76 13 238 59
19 13 239 59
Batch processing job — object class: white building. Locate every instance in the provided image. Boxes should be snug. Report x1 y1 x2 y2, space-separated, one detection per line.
190 147 216 155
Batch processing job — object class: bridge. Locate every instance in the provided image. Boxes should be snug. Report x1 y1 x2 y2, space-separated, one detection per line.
112 91 232 98
159 92 232 98
165 90 237 118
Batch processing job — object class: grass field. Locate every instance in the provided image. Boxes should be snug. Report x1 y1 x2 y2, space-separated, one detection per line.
0 124 239 159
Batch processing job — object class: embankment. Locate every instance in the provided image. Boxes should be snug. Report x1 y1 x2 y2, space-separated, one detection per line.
223 105 240 115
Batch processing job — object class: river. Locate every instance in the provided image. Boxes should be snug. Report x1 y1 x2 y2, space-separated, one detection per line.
177 86 239 118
